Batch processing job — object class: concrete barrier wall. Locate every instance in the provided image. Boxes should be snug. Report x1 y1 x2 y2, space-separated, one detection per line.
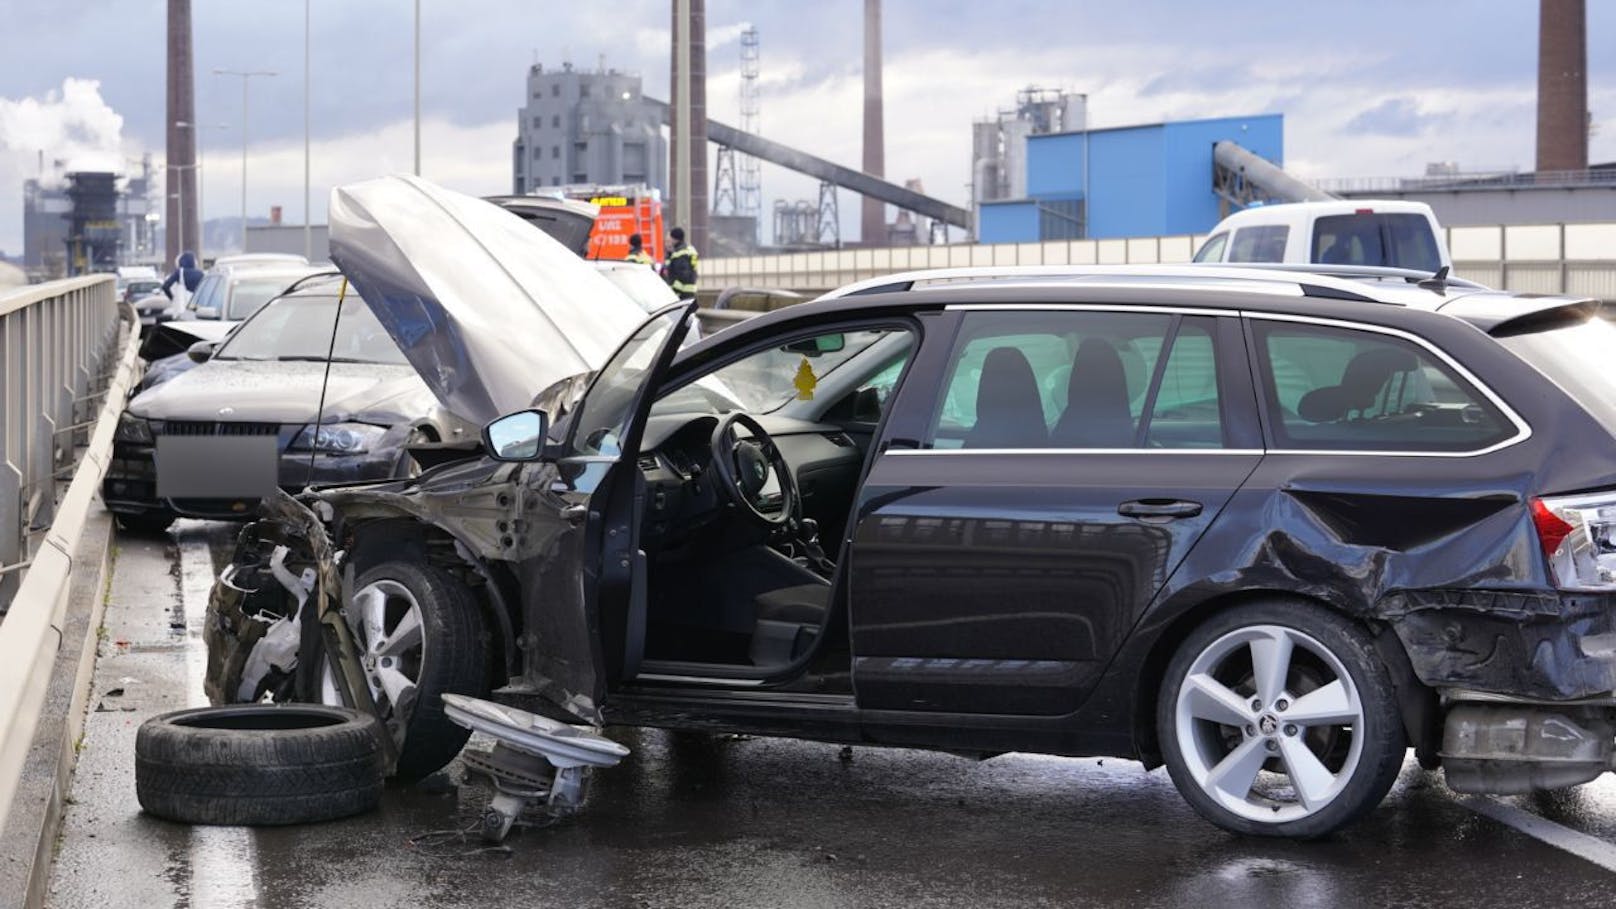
703 221 1616 300
0 279 135 830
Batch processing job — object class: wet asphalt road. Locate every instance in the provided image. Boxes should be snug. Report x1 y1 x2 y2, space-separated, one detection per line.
45 517 1616 908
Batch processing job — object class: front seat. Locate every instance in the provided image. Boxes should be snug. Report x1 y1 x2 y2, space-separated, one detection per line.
1050 338 1135 447
751 583 829 666
963 347 1048 449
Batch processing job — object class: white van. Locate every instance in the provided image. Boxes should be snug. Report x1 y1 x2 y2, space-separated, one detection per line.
1192 200 1450 272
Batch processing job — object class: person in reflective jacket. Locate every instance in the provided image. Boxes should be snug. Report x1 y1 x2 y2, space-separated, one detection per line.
625 233 654 268
661 226 698 300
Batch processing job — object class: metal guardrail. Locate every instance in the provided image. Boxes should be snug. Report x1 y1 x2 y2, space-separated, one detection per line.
703 221 1616 301
1313 168 1616 195
0 276 121 610
0 277 135 830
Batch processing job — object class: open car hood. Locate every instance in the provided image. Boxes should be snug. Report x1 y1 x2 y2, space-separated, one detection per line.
328 175 646 425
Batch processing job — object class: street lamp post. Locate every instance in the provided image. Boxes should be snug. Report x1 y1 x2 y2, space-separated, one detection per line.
175 121 228 263
213 68 277 253
305 0 313 259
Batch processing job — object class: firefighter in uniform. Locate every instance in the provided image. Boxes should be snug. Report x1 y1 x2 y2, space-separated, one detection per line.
625 233 654 268
662 226 699 301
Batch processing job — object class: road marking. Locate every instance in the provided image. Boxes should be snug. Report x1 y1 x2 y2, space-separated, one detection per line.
178 525 263 909
1459 794 1616 874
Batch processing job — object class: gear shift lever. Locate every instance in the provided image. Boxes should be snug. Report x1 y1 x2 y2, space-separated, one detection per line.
796 518 833 574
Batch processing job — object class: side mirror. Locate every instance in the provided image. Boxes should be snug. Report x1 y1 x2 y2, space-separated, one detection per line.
186 340 216 364
483 409 549 462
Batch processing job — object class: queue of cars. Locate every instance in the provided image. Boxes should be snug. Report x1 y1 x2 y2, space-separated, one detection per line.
180 175 1616 839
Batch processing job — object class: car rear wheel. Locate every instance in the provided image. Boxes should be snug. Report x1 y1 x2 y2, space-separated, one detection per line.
1157 599 1404 838
319 560 489 781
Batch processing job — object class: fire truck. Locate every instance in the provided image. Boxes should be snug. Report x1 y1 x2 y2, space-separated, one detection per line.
560 184 666 263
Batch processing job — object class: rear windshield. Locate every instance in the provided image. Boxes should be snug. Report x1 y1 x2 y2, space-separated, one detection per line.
1497 315 1616 437
226 275 307 319
1311 213 1441 272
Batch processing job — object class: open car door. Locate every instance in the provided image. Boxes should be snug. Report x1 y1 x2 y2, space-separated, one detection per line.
513 301 696 722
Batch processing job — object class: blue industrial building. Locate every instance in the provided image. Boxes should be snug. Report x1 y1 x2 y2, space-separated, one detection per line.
977 114 1284 243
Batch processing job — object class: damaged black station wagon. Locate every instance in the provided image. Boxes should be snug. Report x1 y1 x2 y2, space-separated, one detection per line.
209 176 1616 838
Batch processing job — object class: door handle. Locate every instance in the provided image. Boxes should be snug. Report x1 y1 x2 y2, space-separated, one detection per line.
561 503 588 525
1118 499 1203 520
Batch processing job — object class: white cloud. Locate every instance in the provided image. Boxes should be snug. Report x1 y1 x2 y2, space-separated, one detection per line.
0 78 138 252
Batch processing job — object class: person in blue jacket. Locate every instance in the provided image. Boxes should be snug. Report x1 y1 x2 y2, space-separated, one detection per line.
160 251 203 300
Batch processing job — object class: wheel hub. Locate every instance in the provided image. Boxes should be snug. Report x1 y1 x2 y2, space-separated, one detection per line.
1258 714 1279 736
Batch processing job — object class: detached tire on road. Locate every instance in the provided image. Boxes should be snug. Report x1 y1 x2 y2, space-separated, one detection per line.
135 704 386 826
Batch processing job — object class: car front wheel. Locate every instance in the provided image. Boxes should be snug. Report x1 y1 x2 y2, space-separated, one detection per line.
1156 599 1404 838
320 560 489 781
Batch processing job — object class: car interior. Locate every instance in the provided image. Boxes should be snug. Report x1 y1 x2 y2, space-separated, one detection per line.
627 326 915 678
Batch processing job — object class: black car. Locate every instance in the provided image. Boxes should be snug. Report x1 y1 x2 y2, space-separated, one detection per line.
208 177 1616 838
105 273 480 532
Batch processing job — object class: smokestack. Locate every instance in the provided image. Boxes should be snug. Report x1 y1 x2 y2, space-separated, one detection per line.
670 0 709 254
861 0 885 247
165 0 198 265
1537 0 1588 173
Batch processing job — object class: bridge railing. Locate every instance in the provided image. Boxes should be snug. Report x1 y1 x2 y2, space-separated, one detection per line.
0 275 137 829
702 221 1616 302
0 276 124 609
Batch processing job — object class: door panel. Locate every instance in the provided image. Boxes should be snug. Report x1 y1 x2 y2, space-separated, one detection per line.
849 450 1260 715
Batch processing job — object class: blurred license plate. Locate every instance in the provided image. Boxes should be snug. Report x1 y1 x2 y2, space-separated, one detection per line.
156 435 279 498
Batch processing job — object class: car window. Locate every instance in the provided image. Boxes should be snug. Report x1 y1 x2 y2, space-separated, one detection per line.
214 293 409 365
926 310 1227 450
1192 232 1228 263
1227 224 1289 263
1253 320 1513 452
1311 213 1440 272
189 274 223 312
227 275 306 319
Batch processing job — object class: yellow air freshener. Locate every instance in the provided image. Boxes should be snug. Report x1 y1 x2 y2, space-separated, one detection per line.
794 357 818 400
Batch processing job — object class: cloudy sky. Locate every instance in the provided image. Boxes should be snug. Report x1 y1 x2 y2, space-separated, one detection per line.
2 0 1613 253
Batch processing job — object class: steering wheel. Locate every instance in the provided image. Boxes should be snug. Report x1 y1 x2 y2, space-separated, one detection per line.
709 413 798 527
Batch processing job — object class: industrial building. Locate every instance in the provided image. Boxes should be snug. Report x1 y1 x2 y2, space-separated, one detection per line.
976 114 1284 244
512 63 667 196
21 167 156 278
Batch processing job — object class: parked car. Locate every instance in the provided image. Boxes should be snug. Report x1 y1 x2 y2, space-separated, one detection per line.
1192 199 1450 273
207 176 1616 839
105 272 482 533
183 262 324 322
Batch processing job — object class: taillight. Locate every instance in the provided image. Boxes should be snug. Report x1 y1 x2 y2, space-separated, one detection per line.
1534 493 1616 589
1532 499 1574 559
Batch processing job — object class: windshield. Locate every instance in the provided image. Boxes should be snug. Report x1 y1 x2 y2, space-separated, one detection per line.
227 274 309 319
1311 213 1440 272
652 329 895 418
214 293 410 365
567 307 685 457
1498 314 1616 438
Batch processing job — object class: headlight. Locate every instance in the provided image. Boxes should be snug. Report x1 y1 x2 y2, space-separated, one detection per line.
290 422 388 454
115 412 153 444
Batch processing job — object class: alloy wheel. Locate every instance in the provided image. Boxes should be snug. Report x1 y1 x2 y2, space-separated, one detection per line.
1173 623 1365 824
321 578 427 744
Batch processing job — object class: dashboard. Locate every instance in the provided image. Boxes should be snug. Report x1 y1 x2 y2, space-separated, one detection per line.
635 412 866 549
